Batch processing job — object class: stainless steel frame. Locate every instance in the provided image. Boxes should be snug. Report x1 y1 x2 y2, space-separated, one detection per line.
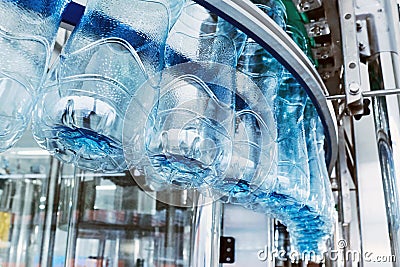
356 0 400 262
331 0 400 263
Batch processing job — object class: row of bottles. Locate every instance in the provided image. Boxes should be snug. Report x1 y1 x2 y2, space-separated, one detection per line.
219 0 334 257
0 0 335 258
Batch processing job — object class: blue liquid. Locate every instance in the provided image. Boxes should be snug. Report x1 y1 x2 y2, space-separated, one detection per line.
145 81 234 188
50 126 126 172
7 0 67 16
148 154 211 188
245 189 331 254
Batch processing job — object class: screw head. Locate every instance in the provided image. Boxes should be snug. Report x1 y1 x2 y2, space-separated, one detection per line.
322 72 331 80
349 82 360 94
356 20 363 31
300 2 311 11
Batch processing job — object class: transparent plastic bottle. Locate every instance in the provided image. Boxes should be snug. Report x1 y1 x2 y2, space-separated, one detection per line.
206 1 286 204
133 2 238 188
316 116 335 231
0 0 71 152
245 23 312 224
286 101 329 253
165 1 239 67
165 0 186 30
284 100 335 257
32 0 170 172
232 1 290 214
273 24 310 204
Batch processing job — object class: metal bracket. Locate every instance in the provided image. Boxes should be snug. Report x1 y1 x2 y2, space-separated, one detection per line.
305 19 331 37
355 19 372 61
292 0 322 13
219 236 235 264
338 0 364 116
312 43 334 60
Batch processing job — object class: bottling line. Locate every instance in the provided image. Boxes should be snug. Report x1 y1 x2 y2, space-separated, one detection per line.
0 0 400 266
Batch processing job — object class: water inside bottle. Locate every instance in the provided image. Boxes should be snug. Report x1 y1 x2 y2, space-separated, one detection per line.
35 93 126 172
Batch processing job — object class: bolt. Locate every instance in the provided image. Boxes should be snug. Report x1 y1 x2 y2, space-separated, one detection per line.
300 2 311 11
349 83 360 94
359 42 366 51
311 26 322 36
356 20 362 32
322 72 331 80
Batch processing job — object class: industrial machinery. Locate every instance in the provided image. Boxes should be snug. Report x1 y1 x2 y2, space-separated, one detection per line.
1 0 400 266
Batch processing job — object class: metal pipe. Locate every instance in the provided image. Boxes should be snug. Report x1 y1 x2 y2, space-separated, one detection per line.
64 167 82 267
368 52 400 262
326 88 400 101
39 158 61 267
372 0 400 258
190 197 223 267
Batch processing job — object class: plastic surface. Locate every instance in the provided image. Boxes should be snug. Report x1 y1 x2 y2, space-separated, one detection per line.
33 0 171 172
287 101 335 256
123 61 277 195
0 0 71 152
124 2 276 190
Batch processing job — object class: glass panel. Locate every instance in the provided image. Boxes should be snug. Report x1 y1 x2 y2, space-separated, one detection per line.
54 169 194 267
0 149 52 267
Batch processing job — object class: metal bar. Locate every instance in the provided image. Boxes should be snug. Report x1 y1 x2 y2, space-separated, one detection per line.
327 88 400 101
190 197 223 267
338 0 364 115
346 116 365 267
337 124 352 256
368 52 400 265
64 167 82 267
39 158 62 267
164 205 177 264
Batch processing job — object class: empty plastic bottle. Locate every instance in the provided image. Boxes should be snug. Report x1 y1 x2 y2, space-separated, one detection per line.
239 21 314 235
0 0 71 152
33 0 171 172
273 24 310 204
130 2 238 188
165 1 239 67
207 94 277 204
286 100 334 255
165 0 186 29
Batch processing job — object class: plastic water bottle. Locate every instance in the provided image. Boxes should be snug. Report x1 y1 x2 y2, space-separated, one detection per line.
244 23 311 221
134 2 238 188
165 1 239 67
228 0 286 198
273 24 310 205
0 0 71 152
286 100 334 256
165 0 186 29
215 19 247 59
33 0 171 172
